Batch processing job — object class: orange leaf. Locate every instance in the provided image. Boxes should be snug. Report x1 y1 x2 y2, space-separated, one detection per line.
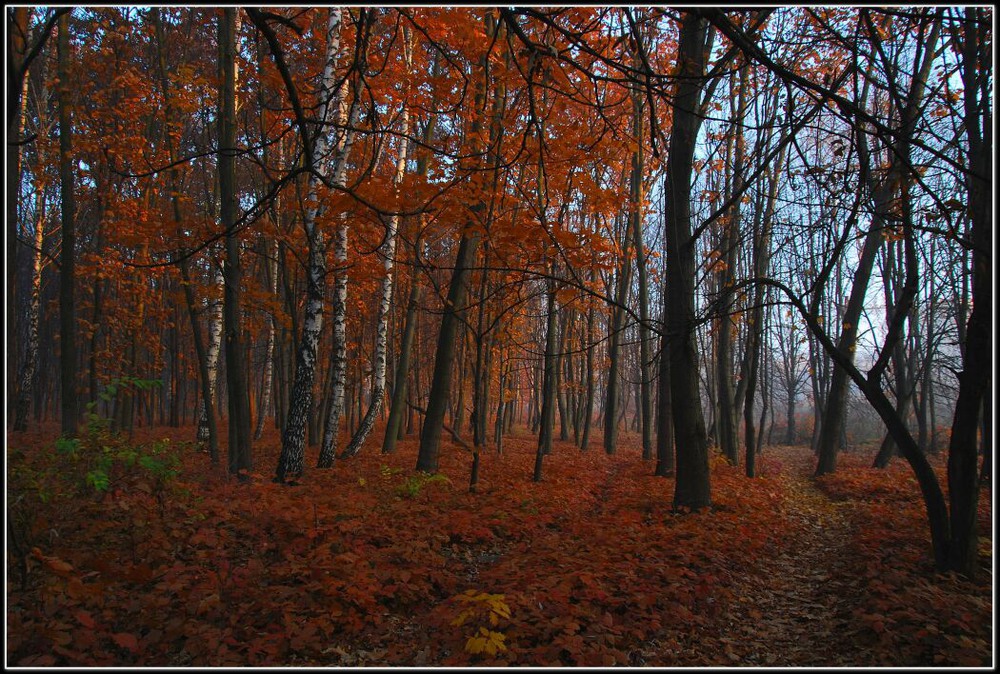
44 557 75 576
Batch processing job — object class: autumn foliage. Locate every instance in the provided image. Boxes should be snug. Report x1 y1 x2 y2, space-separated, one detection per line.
7 425 991 667
6 6 993 668
814 452 992 666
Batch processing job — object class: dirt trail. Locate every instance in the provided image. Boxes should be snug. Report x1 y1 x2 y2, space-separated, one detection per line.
698 446 871 666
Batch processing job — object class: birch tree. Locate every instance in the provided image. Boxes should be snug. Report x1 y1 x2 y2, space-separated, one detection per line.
340 26 413 459
268 8 352 481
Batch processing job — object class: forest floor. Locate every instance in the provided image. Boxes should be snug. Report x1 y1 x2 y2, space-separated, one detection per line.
682 448 868 666
6 421 993 667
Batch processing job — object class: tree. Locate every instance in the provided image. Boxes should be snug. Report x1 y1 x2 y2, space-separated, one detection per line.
8 8 67 416
415 10 496 474
814 9 940 476
341 25 413 459
661 10 713 511
706 6 987 577
533 271 559 481
712 60 750 467
943 5 991 578
382 113 438 455
56 11 78 438
219 8 252 474
151 8 221 462
196 266 223 445
264 7 357 480
604 210 632 456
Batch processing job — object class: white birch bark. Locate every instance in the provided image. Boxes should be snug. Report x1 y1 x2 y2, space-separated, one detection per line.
14 184 47 431
340 28 412 458
13 60 46 432
254 236 278 440
197 263 225 440
317 56 365 466
275 7 349 480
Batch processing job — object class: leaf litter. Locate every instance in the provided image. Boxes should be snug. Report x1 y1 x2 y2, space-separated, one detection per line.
6 424 991 666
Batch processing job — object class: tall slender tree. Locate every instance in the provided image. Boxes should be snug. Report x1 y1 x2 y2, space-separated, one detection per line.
661 10 713 510
219 8 252 473
56 11 78 437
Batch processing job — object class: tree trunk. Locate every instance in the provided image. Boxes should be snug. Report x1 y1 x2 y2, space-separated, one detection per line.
152 10 221 459
655 333 675 477
415 12 494 472
57 13 78 438
580 281 596 451
944 6 990 578
255 237 278 440
816 12 938 476
197 265 224 441
715 62 749 466
664 11 712 510
416 231 480 473
555 308 569 442
534 271 559 482
219 8 253 474
383 276 421 453
743 67 781 475
341 36 411 458
14 181 46 432
605 211 632 455
7 7 30 416
318 81 361 466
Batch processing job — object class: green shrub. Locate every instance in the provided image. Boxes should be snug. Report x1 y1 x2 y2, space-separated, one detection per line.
395 472 451 498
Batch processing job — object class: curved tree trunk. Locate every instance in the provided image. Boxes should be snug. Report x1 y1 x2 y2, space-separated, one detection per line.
152 10 220 460
816 11 938 476
270 8 350 479
341 35 412 459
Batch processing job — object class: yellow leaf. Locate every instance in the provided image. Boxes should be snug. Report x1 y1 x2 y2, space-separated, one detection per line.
465 636 486 654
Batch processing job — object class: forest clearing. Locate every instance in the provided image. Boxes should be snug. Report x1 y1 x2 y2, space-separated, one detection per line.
6 5 993 668
6 424 992 667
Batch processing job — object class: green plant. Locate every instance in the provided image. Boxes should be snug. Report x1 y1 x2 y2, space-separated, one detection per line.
380 464 403 480
395 472 451 498
85 375 162 434
54 378 178 496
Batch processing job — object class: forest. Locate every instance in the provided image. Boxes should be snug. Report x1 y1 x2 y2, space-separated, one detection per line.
5 5 993 667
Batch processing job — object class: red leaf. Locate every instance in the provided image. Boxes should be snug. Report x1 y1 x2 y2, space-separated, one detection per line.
112 632 140 653
74 609 95 629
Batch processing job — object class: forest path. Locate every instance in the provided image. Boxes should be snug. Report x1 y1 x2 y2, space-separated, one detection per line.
700 445 871 666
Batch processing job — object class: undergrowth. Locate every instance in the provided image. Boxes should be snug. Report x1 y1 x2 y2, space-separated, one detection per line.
6 424 991 667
